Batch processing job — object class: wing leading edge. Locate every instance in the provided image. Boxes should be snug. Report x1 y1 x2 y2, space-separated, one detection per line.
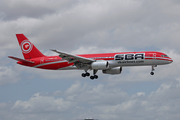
51 49 95 64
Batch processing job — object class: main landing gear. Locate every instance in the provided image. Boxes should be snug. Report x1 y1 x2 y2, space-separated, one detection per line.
81 72 90 77
150 65 157 75
81 70 98 80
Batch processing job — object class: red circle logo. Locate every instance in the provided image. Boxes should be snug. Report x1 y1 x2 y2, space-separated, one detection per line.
21 40 33 53
23 43 30 50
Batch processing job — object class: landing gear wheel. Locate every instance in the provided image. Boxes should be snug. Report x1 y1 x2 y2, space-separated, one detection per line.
90 76 94 80
86 72 90 76
150 72 154 75
82 73 86 77
90 75 98 80
150 65 156 75
94 75 98 79
82 72 90 77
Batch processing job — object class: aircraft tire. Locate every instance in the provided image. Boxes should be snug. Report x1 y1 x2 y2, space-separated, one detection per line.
94 75 98 79
82 73 86 77
90 76 94 80
150 72 154 75
86 72 90 76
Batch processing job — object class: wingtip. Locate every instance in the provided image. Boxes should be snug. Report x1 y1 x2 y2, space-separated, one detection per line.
50 49 57 52
8 56 13 58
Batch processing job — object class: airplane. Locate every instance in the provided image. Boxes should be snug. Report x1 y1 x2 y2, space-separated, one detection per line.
8 34 173 80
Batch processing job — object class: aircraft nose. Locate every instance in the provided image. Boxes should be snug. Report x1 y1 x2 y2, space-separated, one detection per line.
168 57 173 63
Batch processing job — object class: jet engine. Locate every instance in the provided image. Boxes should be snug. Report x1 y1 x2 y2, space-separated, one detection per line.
91 61 109 70
102 67 122 75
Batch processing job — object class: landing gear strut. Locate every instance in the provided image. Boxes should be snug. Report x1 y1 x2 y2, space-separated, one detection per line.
90 70 98 80
150 65 156 75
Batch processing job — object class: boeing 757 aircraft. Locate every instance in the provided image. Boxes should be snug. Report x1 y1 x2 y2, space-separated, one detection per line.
8 34 173 80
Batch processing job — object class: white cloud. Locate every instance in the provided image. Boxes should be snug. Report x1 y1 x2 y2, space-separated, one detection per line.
12 92 74 113
136 92 145 96
1 0 180 54
0 79 178 120
65 82 83 95
0 66 20 86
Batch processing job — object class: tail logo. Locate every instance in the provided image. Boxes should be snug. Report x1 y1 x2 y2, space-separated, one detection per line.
21 40 33 53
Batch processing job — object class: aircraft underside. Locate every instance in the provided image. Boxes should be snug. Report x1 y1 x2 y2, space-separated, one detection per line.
56 59 168 80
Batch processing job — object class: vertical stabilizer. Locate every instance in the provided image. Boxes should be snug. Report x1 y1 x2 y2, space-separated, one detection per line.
16 34 45 59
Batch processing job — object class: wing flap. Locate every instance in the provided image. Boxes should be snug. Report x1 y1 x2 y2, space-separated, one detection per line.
8 56 34 64
51 49 95 64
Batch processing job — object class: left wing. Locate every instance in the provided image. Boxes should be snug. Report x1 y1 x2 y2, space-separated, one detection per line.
51 49 95 64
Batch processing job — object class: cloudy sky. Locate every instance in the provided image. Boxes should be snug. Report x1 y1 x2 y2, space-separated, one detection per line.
0 0 180 120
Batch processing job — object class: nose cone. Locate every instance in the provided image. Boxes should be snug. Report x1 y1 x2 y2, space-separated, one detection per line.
168 57 173 64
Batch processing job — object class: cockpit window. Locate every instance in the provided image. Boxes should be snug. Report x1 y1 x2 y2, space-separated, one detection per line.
161 55 169 57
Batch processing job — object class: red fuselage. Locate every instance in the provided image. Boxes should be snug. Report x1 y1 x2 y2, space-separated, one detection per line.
17 51 173 70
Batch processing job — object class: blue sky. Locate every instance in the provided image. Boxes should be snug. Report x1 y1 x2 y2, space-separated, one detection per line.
0 0 180 120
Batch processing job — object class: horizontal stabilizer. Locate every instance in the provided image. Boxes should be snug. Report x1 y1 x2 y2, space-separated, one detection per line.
8 56 34 64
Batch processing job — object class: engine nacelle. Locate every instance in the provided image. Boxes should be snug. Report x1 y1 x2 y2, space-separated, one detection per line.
102 67 122 75
91 61 109 70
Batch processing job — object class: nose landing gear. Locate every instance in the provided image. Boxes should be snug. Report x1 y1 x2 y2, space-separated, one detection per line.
150 65 157 75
